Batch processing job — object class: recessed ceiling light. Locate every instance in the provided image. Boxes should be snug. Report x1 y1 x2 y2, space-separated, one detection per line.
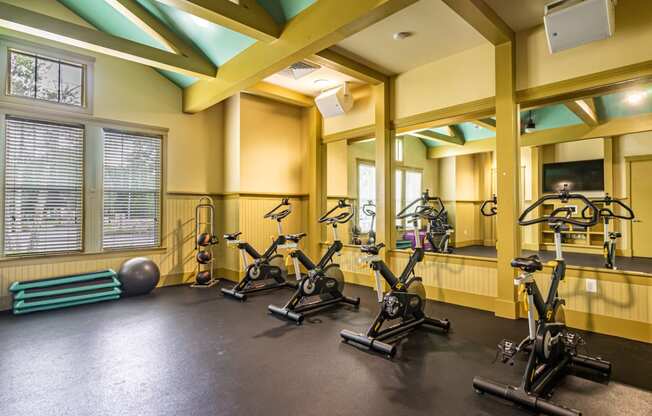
393 31 413 40
625 90 647 105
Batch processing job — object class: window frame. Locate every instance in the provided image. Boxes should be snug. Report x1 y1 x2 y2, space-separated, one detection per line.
395 166 423 230
101 128 164 251
0 37 94 115
356 158 376 233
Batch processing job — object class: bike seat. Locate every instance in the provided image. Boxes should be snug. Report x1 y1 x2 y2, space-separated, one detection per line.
224 232 242 241
286 232 307 243
511 255 543 273
361 242 385 255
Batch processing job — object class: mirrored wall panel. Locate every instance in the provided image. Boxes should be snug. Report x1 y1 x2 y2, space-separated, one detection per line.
326 138 376 245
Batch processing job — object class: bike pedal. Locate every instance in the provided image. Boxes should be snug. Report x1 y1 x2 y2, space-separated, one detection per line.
497 339 518 364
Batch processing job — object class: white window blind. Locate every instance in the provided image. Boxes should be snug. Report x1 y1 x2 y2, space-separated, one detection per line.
3 116 84 255
102 129 161 249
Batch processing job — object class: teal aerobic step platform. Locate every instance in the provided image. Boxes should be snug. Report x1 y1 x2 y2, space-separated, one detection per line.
9 270 122 315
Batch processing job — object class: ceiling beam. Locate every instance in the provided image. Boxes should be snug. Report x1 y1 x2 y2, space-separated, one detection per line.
471 117 496 131
0 2 216 78
564 99 599 126
441 0 514 45
521 112 652 147
428 138 495 159
182 0 418 113
412 130 465 146
307 48 389 85
393 97 495 133
243 81 313 107
153 0 280 42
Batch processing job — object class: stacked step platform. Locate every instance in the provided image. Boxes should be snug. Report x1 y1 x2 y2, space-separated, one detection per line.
10 270 122 314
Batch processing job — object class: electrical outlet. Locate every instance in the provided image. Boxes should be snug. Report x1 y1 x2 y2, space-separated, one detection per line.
585 279 598 294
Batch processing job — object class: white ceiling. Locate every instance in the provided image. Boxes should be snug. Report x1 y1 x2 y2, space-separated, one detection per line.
264 66 363 97
334 0 487 74
484 0 548 32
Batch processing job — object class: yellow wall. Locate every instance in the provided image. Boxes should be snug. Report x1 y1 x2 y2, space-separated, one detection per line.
516 0 652 90
322 86 374 136
326 140 349 197
402 137 439 195
239 94 307 194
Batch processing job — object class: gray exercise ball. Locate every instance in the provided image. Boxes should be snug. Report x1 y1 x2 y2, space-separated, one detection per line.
117 257 160 297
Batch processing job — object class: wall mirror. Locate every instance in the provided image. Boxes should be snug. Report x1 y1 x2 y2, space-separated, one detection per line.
325 137 376 246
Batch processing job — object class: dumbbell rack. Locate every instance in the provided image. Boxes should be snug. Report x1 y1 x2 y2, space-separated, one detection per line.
191 196 219 288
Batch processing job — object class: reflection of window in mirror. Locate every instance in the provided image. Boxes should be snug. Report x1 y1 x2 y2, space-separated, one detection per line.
357 160 376 233
395 168 423 229
395 137 404 162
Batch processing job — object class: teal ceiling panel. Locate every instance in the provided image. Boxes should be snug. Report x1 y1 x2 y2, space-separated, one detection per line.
159 70 197 88
456 122 495 142
257 0 316 24
58 0 167 50
595 85 652 120
521 104 583 131
138 0 256 67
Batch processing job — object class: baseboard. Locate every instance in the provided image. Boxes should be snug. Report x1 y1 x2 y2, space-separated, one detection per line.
216 268 242 282
494 298 519 319
453 239 483 248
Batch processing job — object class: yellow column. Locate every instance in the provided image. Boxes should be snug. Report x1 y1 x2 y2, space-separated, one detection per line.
307 106 325 260
494 41 520 319
373 81 394 253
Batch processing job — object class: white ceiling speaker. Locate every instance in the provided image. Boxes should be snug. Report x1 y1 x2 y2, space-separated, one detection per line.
544 0 616 53
315 83 354 118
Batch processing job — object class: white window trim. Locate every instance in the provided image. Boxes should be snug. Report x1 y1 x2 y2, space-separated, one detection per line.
0 36 95 115
395 166 423 230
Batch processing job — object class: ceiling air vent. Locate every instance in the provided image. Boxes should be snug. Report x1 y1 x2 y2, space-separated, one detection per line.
278 61 320 80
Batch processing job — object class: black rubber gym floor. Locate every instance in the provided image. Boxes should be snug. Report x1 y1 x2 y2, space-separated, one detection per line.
0 282 650 416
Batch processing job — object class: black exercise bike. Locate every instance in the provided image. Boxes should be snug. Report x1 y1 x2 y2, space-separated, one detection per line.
424 195 454 253
268 200 361 324
581 194 635 270
473 188 612 416
340 191 450 358
222 198 298 301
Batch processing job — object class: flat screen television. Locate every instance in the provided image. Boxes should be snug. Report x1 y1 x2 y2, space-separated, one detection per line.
542 159 604 193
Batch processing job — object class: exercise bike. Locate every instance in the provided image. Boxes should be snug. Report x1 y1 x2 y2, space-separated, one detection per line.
480 194 497 217
340 191 451 358
268 200 361 324
473 188 612 416
424 196 454 253
362 200 377 245
222 198 298 301
581 194 635 270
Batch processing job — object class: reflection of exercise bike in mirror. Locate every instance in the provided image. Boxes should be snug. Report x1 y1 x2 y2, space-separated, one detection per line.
473 187 611 416
268 200 361 324
340 191 450 358
581 194 635 270
480 194 497 217
424 195 454 254
350 200 376 245
222 199 298 301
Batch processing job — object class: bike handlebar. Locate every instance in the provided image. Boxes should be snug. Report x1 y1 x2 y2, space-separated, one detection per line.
263 198 292 221
581 194 635 221
362 201 376 217
396 190 446 222
319 199 354 224
519 186 599 227
480 195 497 217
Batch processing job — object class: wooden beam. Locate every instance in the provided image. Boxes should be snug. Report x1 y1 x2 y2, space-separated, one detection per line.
308 48 389 85
307 106 325 259
183 0 418 113
322 124 375 143
441 0 514 45
517 59 652 109
374 81 393 253
471 117 496 131
394 97 495 133
521 113 652 147
428 138 495 159
0 2 216 78
412 130 465 146
564 99 598 126
154 0 281 42
243 81 313 107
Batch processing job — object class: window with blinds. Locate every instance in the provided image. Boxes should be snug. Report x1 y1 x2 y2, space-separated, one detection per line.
3 116 84 255
102 129 162 250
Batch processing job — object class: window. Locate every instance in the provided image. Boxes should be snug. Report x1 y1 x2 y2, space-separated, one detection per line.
357 161 375 233
395 167 423 229
8 49 85 107
103 130 162 250
3 116 84 255
395 137 403 162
